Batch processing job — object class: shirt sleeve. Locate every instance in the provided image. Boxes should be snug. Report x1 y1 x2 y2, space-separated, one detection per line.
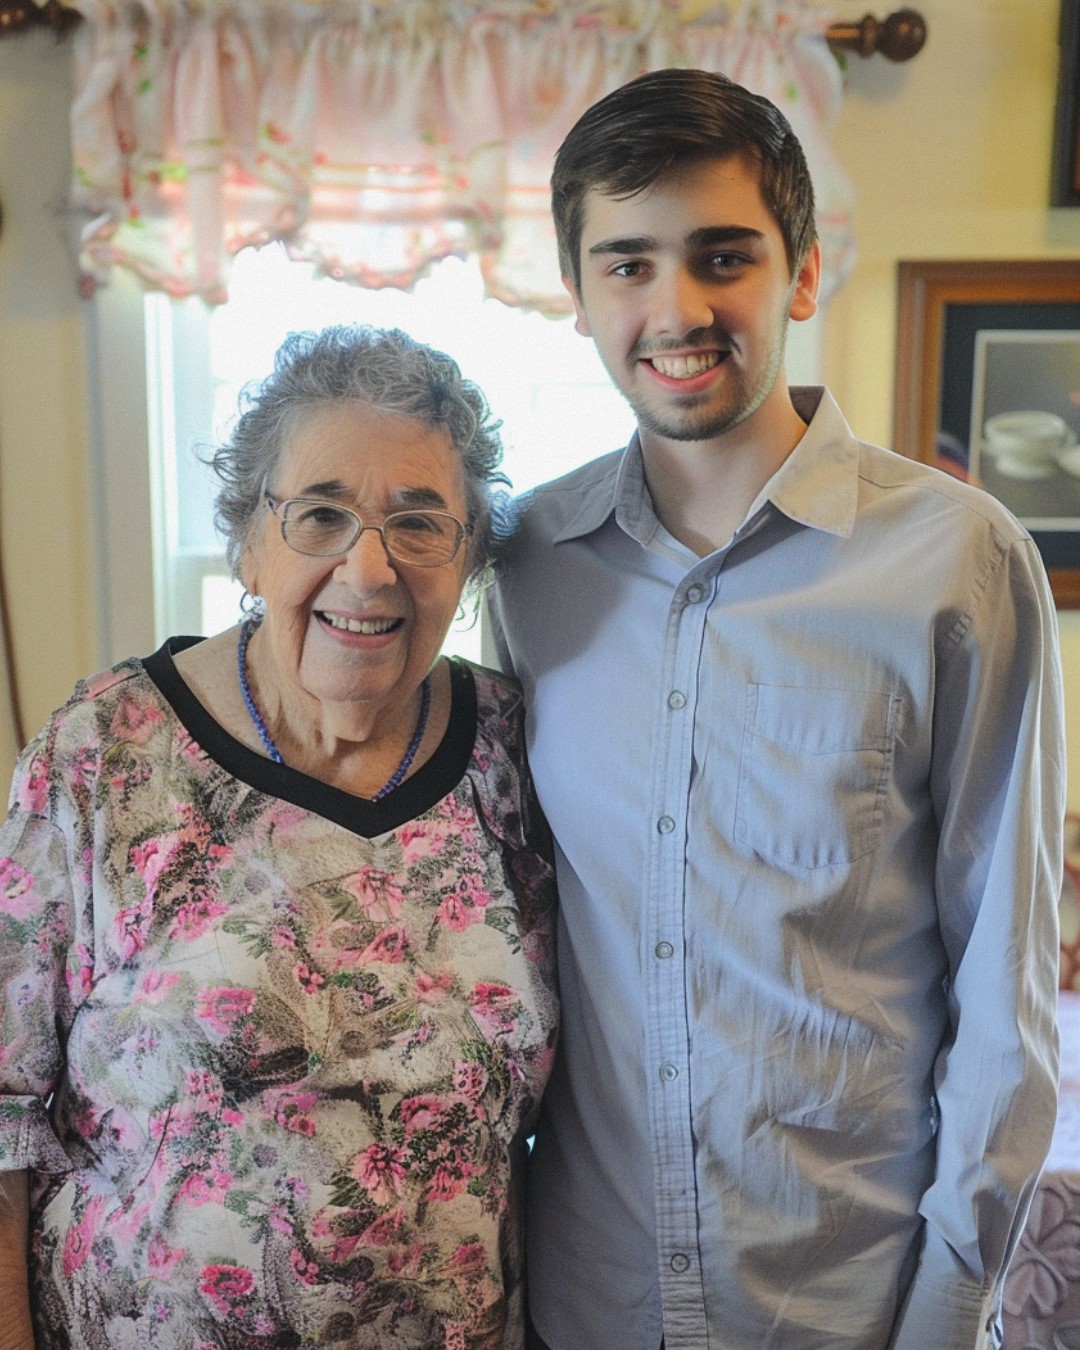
0 746 81 1177
890 537 1066 1350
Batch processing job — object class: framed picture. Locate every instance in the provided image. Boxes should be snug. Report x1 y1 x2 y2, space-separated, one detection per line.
894 259 1080 608
1053 0 1080 206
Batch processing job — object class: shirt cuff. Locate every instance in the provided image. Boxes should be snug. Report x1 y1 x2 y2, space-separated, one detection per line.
889 1226 1001 1350
0 1099 71 1174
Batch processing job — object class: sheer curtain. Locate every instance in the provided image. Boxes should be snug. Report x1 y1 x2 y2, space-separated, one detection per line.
67 0 856 309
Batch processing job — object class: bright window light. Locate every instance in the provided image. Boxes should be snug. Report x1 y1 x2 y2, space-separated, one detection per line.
148 245 635 662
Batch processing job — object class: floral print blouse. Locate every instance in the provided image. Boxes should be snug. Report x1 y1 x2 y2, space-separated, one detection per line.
0 641 558 1350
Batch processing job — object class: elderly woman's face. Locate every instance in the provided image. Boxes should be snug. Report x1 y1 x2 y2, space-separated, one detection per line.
243 401 469 721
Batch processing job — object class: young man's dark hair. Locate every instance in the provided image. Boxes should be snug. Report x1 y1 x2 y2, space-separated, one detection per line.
550 67 818 289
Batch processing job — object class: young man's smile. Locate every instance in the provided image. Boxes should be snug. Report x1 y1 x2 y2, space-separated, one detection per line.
643 349 725 382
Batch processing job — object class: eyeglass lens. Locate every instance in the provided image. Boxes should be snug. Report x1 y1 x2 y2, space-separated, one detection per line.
281 501 462 564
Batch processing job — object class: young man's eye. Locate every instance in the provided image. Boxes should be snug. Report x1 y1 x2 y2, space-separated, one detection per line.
611 260 645 278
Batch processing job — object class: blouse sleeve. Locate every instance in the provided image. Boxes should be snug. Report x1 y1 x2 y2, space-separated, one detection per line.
0 744 82 1176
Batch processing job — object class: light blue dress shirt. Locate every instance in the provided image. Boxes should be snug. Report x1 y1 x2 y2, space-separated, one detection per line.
488 387 1065 1350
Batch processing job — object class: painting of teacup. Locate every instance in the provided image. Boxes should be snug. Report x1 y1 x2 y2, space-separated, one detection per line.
982 410 1077 479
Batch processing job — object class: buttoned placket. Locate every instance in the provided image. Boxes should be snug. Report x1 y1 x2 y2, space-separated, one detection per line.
643 554 725 1348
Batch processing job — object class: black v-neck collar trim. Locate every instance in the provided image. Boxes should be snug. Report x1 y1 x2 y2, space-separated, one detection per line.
141 637 477 837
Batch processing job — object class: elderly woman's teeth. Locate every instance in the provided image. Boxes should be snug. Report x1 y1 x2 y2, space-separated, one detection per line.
323 614 398 634
650 352 721 378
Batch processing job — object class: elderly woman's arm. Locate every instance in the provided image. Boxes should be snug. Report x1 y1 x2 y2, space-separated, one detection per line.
0 1170 33 1350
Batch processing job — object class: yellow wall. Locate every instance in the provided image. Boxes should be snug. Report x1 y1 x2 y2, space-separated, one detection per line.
825 0 1080 811
0 0 1077 806
0 32 92 768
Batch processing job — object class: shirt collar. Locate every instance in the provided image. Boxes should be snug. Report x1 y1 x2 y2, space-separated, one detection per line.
748 386 861 539
551 386 861 547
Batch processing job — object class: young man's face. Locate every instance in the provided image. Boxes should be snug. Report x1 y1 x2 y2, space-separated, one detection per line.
566 154 820 453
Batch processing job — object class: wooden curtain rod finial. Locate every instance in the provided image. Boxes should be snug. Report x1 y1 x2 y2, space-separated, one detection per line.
826 8 928 62
0 0 40 34
0 0 79 36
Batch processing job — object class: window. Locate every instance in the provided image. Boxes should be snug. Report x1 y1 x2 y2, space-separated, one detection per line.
87 245 820 667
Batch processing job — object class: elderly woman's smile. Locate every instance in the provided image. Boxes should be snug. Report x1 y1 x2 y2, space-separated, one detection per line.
241 400 470 754
320 614 401 635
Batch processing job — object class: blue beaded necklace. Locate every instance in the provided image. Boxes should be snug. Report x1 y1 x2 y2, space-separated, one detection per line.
236 617 431 801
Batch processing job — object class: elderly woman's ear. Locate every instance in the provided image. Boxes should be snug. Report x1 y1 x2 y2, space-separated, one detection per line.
237 537 261 604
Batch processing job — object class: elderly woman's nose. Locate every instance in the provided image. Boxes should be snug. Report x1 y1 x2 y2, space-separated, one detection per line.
335 523 398 587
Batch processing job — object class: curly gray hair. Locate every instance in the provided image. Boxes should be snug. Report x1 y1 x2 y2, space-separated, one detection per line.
211 325 509 590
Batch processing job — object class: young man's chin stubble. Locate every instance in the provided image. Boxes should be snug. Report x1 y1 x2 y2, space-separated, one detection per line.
629 360 782 446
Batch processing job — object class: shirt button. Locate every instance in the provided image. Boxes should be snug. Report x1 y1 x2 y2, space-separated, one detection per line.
667 690 687 710
657 815 676 834
670 1253 690 1273
655 941 674 959
685 584 705 604
660 1062 679 1082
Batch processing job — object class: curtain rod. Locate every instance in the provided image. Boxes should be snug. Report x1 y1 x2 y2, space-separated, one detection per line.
0 2 927 56
826 8 926 61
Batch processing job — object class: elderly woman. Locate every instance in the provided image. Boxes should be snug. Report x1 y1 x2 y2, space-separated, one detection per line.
0 326 558 1350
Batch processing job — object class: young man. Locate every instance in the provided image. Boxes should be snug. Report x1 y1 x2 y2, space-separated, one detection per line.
488 69 1066 1350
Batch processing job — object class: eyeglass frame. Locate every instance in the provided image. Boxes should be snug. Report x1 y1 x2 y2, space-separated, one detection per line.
264 493 470 568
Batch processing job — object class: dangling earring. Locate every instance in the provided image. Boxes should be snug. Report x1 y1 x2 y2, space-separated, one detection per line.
455 593 480 630
240 590 264 621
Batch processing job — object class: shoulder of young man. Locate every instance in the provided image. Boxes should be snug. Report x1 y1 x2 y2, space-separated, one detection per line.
507 446 624 548
857 438 1033 546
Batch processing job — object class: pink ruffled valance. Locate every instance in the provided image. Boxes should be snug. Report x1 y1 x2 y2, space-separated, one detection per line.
69 0 855 309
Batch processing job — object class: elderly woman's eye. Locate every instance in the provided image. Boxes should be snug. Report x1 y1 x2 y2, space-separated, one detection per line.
296 504 348 528
394 512 441 534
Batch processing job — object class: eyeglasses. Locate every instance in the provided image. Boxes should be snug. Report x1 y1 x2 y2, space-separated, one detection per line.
265 494 468 567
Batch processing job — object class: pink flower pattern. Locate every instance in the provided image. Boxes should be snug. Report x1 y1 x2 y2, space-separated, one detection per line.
0 656 557 1348
341 865 406 921
196 985 257 1035
354 1142 409 1205
199 1262 255 1315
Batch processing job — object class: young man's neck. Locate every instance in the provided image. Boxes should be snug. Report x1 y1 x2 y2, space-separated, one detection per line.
639 395 809 557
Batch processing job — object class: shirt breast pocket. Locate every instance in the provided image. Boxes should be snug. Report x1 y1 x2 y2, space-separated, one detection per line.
734 684 898 870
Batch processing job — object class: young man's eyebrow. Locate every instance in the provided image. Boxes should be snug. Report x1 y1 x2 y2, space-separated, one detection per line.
587 225 766 257
587 235 658 257
686 226 765 249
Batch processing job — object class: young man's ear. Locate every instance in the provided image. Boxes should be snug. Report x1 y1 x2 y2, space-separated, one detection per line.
788 240 822 323
562 275 592 337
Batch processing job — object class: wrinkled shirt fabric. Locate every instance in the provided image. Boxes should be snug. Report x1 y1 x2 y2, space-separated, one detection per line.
488 386 1065 1350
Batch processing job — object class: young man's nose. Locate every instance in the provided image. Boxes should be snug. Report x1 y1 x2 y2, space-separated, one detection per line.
648 267 715 338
